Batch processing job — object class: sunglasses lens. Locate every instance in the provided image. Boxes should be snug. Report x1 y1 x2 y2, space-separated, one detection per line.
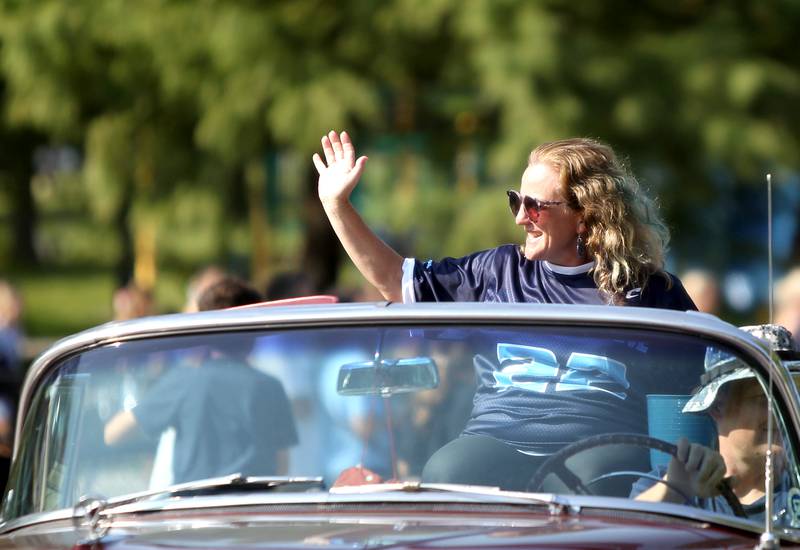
523 197 539 217
507 191 521 215
507 191 541 219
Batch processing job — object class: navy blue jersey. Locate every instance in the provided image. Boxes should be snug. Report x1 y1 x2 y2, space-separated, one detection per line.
460 328 705 454
407 244 697 310
405 245 698 454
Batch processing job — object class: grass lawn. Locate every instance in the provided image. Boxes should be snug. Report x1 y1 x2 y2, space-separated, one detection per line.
10 267 188 339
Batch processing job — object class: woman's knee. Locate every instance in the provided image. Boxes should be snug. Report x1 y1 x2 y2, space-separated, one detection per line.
421 435 533 488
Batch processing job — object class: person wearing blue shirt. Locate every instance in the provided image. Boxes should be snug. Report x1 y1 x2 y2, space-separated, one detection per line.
313 130 695 310
313 130 697 489
104 279 298 485
632 325 798 527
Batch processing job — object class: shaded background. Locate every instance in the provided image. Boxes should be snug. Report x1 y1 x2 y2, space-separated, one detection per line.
0 0 799 346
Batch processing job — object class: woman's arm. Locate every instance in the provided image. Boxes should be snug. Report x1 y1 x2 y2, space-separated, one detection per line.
313 130 404 301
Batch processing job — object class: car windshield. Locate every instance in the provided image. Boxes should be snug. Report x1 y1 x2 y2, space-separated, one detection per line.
4 323 799 530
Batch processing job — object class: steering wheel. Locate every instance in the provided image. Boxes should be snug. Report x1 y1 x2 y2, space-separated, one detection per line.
526 433 746 518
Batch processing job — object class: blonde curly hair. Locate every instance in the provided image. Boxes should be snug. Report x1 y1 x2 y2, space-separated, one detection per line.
529 138 670 303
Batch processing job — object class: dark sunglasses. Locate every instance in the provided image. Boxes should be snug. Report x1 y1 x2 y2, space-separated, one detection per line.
506 190 566 219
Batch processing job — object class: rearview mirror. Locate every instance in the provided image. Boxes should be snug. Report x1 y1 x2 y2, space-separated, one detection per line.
337 357 439 396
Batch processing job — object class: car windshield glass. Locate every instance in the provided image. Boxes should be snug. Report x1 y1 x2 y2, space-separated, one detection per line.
4 324 799 530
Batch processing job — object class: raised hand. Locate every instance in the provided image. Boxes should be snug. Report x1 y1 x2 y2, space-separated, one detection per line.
310 129 403 301
313 130 368 205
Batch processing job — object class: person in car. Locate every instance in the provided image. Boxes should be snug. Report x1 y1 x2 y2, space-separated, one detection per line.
313 130 698 489
632 324 796 522
313 130 696 309
104 278 298 485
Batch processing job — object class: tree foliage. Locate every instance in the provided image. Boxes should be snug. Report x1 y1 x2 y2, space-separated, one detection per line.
1 0 798 295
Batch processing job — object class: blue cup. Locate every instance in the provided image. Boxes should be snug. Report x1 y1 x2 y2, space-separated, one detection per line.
646 394 715 470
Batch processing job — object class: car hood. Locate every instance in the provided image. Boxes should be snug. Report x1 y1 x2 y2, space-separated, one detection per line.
109 520 758 549
0 505 764 549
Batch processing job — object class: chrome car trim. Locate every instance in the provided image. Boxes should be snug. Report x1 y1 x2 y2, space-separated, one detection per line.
1 491 795 542
71 495 110 544
109 492 800 543
0 508 74 534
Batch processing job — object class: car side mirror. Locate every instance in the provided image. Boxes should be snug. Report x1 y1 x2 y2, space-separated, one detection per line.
337 357 439 396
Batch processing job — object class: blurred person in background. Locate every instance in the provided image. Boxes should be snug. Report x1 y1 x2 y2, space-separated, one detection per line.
256 270 324 476
197 276 262 311
155 275 262 487
264 271 314 301
107 283 155 436
0 280 23 376
0 394 12 492
106 281 159 486
681 268 721 315
0 280 23 491
112 283 154 321
183 265 227 313
775 267 800 337
105 275 296 483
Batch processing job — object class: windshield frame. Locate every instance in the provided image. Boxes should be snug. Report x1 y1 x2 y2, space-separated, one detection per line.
6 303 800 539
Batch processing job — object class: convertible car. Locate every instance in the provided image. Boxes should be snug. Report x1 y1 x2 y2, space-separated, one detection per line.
1 302 800 548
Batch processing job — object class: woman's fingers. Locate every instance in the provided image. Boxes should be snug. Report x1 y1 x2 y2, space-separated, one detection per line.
341 131 356 165
321 135 335 165
351 156 368 181
329 130 345 160
312 153 327 174
320 130 355 168
316 132 366 203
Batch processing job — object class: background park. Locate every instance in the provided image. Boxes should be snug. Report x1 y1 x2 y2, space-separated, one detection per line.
0 1 799 357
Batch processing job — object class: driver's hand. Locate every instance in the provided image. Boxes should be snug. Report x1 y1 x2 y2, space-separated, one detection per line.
666 437 727 499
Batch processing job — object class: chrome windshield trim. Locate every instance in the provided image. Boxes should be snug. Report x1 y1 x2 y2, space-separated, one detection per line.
0 508 74 535
1 491 797 543
0 490 552 534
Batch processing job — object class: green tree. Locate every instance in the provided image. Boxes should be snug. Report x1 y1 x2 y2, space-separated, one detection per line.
2 0 799 295
0 120 42 267
449 0 800 262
